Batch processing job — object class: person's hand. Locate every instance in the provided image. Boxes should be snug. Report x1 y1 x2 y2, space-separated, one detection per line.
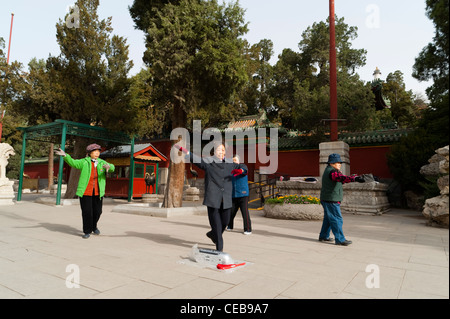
231 169 244 177
55 148 66 157
174 144 189 154
103 163 111 171
354 176 365 183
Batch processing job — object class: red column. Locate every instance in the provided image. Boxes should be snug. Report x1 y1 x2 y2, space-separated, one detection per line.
7 13 14 65
329 0 338 141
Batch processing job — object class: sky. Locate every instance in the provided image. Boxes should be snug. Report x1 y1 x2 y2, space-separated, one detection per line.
1 0 436 98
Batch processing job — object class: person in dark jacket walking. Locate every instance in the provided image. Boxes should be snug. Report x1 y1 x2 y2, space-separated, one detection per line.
175 142 248 251
228 154 252 235
319 153 363 246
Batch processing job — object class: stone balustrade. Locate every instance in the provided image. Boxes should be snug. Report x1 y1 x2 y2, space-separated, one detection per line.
275 180 390 215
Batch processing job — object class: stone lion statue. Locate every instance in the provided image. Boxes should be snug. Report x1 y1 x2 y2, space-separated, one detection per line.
0 143 15 181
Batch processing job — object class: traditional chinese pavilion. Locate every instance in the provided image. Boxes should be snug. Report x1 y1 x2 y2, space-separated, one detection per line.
101 143 167 198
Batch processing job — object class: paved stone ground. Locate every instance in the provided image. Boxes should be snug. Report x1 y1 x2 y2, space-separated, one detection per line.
0 194 448 300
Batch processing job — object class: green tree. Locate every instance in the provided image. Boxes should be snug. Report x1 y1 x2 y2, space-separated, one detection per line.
270 48 304 129
383 70 418 128
128 68 168 138
271 16 375 137
129 0 181 32
239 39 274 117
412 0 449 102
1 40 49 179
14 0 137 132
136 0 248 207
11 0 145 198
387 0 449 202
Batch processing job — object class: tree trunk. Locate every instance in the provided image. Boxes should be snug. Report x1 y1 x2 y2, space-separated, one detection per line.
163 102 187 208
64 137 87 199
47 143 54 190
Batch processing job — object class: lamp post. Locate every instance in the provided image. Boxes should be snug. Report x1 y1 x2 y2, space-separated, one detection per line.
329 0 338 141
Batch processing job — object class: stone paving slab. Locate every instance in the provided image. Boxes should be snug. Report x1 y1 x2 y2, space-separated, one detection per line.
0 195 448 301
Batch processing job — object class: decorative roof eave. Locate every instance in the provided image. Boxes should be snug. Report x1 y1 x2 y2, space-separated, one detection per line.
217 123 285 133
101 143 167 161
135 155 162 162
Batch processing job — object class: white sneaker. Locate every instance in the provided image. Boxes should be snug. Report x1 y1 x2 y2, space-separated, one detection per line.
243 231 252 235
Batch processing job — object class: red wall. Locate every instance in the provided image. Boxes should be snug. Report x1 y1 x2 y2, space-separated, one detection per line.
349 146 392 178
24 163 66 179
276 150 320 177
275 146 393 179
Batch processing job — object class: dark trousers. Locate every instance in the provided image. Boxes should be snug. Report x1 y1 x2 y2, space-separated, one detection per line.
207 203 231 252
229 196 251 232
79 195 103 234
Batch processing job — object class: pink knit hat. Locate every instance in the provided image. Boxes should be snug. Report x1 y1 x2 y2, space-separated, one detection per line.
86 143 102 153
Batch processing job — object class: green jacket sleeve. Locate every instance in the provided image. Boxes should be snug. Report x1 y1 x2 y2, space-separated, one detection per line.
97 159 115 174
105 161 115 173
63 154 85 170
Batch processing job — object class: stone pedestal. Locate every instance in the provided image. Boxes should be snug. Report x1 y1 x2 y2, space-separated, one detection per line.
0 180 15 205
142 193 159 203
50 184 67 195
184 187 200 201
276 180 390 215
0 143 15 206
319 141 350 178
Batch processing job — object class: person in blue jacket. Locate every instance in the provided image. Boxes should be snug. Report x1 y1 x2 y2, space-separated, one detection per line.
228 154 252 235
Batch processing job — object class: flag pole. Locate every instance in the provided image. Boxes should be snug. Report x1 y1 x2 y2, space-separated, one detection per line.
329 1 338 141
7 13 14 65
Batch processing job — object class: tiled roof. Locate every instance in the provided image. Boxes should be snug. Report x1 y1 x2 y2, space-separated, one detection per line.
275 136 318 150
228 119 257 129
339 129 412 146
275 129 412 150
223 110 281 132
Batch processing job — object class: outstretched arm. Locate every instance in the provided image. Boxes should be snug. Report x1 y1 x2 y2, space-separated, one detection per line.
330 170 355 184
55 149 84 170
174 144 207 171
231 163 248 176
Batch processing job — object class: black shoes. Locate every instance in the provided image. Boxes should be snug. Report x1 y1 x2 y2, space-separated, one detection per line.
93 229 101 235
335 240 352 246
206 231 216 244
82 233 90 239
320 237 352 246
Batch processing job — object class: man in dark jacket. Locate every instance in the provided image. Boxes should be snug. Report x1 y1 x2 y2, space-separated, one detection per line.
176 143 247 251
319 153 363 246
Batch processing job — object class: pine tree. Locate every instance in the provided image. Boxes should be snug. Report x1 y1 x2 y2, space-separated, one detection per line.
134 0 249 207
12 0 136 198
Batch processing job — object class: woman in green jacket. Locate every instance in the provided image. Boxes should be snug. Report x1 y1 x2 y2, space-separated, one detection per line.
55 144 115 239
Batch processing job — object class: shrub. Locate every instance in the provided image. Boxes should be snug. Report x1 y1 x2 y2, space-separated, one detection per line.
266 195 320 205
